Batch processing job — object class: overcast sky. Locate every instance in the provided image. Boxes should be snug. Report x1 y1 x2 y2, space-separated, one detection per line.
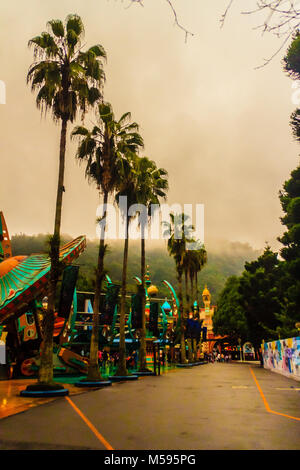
1 0 299 252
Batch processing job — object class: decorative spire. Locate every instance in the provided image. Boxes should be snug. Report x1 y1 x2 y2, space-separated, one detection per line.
145 264 151 286
145 265 158 297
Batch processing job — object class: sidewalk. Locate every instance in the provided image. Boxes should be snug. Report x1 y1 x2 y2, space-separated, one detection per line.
0 365 176 420
0 377 89 420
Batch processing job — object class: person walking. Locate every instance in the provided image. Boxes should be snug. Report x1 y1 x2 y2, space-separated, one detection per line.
102 350 108 367
132 350 138 369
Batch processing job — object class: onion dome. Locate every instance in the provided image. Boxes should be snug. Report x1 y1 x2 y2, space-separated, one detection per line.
147 284 158 297
162 299 171 314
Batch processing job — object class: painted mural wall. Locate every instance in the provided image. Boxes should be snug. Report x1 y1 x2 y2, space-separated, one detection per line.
262 336 300 381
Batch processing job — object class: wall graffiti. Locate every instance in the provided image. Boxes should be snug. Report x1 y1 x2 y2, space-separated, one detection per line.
262 336 300 381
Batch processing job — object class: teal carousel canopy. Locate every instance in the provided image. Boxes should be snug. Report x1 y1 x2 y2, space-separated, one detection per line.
0 236 86 325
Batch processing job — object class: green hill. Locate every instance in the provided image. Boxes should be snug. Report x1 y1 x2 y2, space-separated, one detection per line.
11 233 260 305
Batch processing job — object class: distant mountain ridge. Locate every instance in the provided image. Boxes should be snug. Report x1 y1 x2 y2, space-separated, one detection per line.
11 233 261 304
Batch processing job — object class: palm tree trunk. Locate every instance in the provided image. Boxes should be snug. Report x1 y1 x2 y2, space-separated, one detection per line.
178 271 186 364
192 270 198 361
184 270 189 316
39 117 68 385
184 267 193 363
187 272 194 363
138 232 149 371
86 190 108 381
190 273 194 312
192 338 197 362
195 271 199 307
187 337 193 362
115 216 130 376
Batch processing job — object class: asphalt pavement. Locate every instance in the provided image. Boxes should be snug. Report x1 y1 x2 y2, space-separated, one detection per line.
0 362 299 451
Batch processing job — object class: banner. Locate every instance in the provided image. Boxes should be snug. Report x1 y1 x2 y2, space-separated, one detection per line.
149 302 159 336
100 284 120 325
186 319 199 339
195 321 202 342
131 286 143 329
58 265 79 319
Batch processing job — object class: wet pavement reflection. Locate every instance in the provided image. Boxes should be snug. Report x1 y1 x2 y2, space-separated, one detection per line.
0 363 177 420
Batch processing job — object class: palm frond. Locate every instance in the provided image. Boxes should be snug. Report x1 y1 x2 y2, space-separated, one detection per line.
66 14 84 37
47 19 65 38
28 33 59 59
71 125 89 137
88 44 107 60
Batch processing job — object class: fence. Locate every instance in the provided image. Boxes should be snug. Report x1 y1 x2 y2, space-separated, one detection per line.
262 336 300 381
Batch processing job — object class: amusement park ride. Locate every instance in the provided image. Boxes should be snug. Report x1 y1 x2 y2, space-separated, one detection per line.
0 212 209 379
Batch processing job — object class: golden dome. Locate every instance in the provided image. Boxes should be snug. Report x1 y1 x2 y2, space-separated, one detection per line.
147 284 158 297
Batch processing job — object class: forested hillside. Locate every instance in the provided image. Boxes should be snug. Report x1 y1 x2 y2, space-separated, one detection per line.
11 234 260 305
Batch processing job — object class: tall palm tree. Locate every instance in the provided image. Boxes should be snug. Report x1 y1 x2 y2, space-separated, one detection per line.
186 246 207 361
183 250 192 315
183 250 195 362
27 15 106 387
134 157 168 372
163 213 194 364
72 102 144 380
184 243 207 311
114 154 142 377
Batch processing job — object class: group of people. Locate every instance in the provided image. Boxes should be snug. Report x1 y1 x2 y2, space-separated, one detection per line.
96 349 139 370
98 350 119 368
96 348 171 370
216 352 231 363
205 351 232 363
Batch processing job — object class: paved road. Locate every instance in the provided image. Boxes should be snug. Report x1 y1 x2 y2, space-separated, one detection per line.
0 362 299 451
